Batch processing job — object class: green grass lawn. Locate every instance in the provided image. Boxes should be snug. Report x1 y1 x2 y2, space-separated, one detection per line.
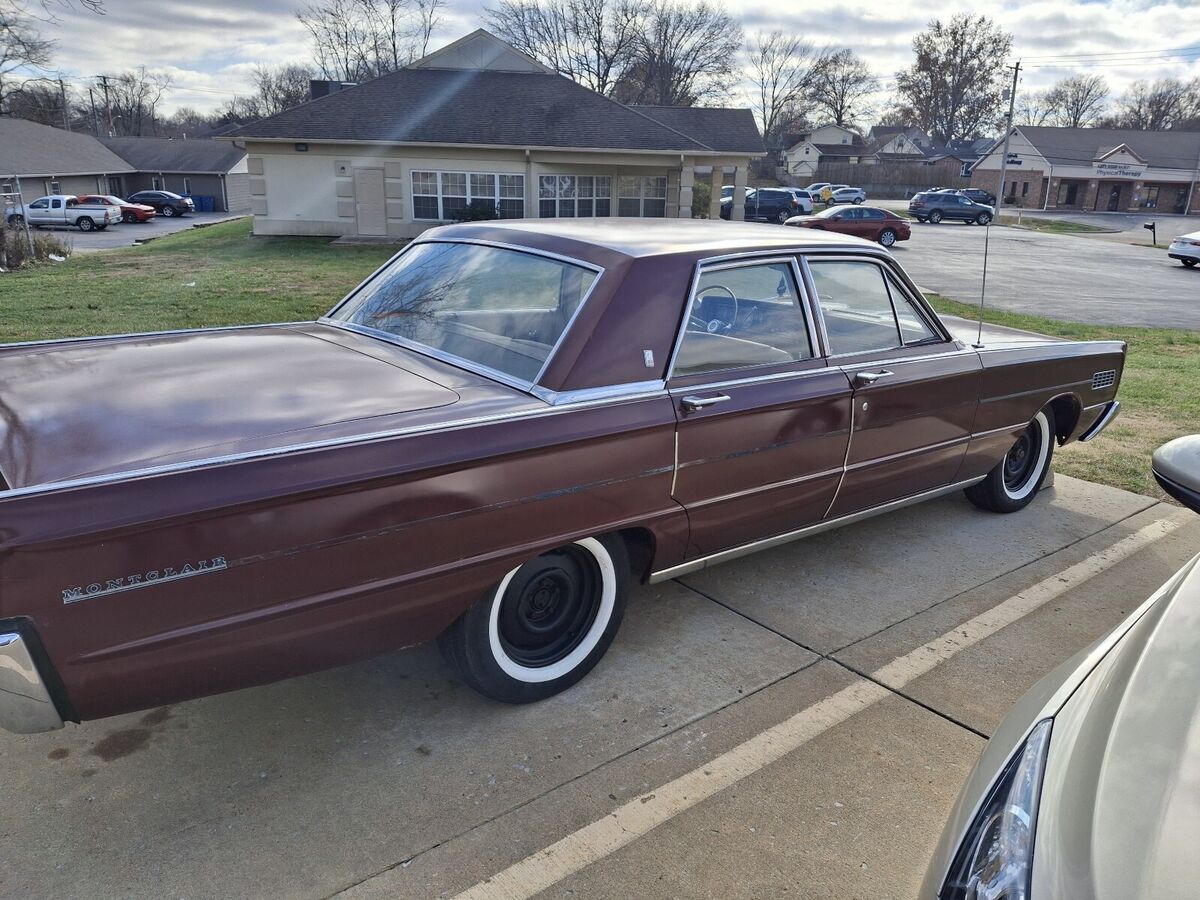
1 219 1194 499
925 293 1200 499
0 218 396 342
998 215 1112 234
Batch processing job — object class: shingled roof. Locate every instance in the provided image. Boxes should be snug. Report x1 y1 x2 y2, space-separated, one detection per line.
1018 126 1200 170
100 136 246 173
0 117 133 177
230 66 762 155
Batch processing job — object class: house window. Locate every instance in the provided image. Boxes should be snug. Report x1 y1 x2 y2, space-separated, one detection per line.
538 175 611 217
411 171 526 221
1142 185 1160 209
617 175 667 217
1021 181 1029 197
1057 182 1078 206
1 180 14 195
152 176 162 190
48 179 61 194
182 177 192 195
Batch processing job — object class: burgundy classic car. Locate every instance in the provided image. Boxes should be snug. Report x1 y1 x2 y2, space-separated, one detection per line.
0 220 1123 733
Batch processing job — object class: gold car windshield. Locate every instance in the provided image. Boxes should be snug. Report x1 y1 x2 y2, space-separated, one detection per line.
332 241 599 385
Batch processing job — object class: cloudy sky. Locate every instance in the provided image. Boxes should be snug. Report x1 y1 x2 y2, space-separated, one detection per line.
35 0 1200 116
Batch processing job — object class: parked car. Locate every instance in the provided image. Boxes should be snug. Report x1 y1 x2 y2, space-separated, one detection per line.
5 194 121 232
0 219 1124 734
781 187 816 212
126 190 194 217
1167 230 1200 268
958 187 997 206
828 186 866 205
804 182 832 199
786 205 910 247
909 191 995 225
78 194 156 224
923 433 1199 900
720 187 809 224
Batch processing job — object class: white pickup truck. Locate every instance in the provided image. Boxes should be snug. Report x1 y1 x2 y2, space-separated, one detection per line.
6 194 121 232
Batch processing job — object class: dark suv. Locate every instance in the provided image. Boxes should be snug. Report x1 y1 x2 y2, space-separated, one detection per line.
720 188 807 224
127 190 195 217
908 191 994 225
958 187 998 206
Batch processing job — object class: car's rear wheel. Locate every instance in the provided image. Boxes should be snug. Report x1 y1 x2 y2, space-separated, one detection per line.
6 214 23 226
853 197 863 204
439 535 629 703
976 212 993 225
161 205 176 217
879 228 897 247
77 217 94 232
928 210 943 224
1183 259 1197 267
776 209 790 224
965 410 1055 513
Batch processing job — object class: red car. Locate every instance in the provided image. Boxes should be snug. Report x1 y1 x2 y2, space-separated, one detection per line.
786 205 911 247
78 194 156 224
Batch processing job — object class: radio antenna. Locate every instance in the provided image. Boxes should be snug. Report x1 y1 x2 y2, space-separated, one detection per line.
976 59 1021 348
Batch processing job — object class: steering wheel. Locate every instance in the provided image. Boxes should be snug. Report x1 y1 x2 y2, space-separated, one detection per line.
689 284 739 334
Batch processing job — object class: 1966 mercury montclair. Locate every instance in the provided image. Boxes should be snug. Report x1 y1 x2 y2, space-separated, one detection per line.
0 220 1123 733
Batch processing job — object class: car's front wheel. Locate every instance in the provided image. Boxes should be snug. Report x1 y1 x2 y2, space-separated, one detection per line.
161 205 176 217
879 228 897 247
439 535 630 703
123 212 137 224
928 210 943 224
965 410 1055 513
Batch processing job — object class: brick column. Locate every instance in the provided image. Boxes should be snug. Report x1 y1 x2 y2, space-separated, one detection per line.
677 165 694 219
708 168 722 219
731 165 747 221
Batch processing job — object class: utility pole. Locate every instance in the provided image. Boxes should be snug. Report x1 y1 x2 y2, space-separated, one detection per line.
975 59 1020 348
58 78 71 131
88 86 100 136
98 74 113 135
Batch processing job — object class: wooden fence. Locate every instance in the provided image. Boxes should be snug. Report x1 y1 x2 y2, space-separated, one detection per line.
809 159 971 199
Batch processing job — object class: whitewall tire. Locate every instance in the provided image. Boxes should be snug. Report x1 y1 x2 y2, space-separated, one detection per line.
965 410 1055 513
439 535 630 703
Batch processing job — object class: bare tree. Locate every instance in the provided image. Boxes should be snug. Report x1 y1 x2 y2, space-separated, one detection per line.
809 49 878 129
102 66 171 135
159 105 219 138
0 0 103 111
253 63 315 115
1043 74 1107 128
893 13 1013 143
1014 90 1053 126
613 0 742 106
746 31 823 144
485 0 643 96
1105 78 1197 131
298 0 444 82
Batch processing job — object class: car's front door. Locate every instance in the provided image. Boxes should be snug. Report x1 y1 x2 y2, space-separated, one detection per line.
669 257 852 557
804 256 982 517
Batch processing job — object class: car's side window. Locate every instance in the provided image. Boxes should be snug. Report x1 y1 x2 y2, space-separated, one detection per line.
886 275 940 344
30 199 48 209
673 261 813 378
808 260 902 355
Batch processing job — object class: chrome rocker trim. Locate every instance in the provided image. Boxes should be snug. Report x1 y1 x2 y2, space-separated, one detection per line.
0 630 65 734
1079 400 1120 443
648 476 987 583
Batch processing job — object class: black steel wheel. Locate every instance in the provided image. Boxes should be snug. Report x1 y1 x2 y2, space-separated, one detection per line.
439 535 630 703
965 409 1056 513
123 212 137 224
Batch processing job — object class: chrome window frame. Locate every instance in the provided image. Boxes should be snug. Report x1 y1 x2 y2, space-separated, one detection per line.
321 237 606 396
665 252 824 382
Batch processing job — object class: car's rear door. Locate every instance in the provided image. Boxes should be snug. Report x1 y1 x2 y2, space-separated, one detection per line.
669 257 852 557
802 255 982 517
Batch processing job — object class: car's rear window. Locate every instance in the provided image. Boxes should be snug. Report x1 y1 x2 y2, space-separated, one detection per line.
331 241 599 385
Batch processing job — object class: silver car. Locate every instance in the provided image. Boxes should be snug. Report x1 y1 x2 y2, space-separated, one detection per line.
829 186 866 205
923 434 1200 900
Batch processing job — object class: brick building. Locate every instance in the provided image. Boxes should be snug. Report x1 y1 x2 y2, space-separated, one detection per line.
971 126 1200 215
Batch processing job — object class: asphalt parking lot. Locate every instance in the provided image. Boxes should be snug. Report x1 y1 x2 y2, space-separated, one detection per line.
3 474 1198 900
36 211 249 252
890 220 1200 330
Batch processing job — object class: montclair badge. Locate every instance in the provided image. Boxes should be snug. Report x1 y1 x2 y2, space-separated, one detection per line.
61 557 228 604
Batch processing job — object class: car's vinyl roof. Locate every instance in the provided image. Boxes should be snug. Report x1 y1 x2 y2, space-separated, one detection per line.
424 219 885 261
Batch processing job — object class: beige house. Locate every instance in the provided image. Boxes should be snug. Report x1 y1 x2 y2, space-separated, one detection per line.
228 30 765 239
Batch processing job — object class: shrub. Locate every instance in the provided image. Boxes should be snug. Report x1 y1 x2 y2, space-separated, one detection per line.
0 224 72 271
691 181 712 218
452 200 500 222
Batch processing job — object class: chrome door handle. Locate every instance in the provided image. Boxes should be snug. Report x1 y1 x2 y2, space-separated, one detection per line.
854 370 894 386
680 394 732 412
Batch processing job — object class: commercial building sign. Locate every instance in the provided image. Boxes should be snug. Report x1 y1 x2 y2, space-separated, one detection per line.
1094 161 1146 179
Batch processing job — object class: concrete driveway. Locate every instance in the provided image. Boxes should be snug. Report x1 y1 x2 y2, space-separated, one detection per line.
890 221 1200 329
3 473 1197 899
34 211 249 252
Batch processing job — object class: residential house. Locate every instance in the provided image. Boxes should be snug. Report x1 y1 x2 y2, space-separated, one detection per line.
863 125 932 160
971 126 1200 213
225 30 765 238
0 116 133 205
100 136 250 211
782 124 863 178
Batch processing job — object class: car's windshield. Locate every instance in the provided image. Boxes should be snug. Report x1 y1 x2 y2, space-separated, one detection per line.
331 241 599 385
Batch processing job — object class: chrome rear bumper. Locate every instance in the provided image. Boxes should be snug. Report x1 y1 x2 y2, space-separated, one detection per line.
0 628 65 733
1079 400 1120 443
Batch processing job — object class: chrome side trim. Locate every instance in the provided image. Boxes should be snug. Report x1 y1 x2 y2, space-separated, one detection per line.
0 320 311 350
0 391 667 501
0 631 64 734
534 380 667 406
673 365 833 394
649 476 986 583
1079 400 1120 442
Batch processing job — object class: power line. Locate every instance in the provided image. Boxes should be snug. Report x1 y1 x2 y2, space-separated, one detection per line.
1018 43 1200 61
